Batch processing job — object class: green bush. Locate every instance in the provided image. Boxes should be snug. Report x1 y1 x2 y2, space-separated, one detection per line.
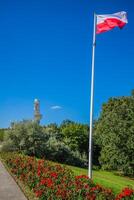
44 136 87 167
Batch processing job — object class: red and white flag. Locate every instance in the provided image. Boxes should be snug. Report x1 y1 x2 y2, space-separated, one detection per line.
96 11 128 34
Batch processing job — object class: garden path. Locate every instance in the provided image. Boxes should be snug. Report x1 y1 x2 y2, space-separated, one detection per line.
0 160 27 200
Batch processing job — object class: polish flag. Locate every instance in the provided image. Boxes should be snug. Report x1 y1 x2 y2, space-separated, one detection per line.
96 11 128 34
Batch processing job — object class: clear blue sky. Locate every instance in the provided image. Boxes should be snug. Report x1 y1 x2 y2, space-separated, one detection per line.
0 0 133 127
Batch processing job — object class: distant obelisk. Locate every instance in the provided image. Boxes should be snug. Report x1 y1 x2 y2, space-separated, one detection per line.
34 99 42 124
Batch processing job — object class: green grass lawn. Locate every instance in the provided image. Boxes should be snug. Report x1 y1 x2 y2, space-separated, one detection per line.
63 164 134 194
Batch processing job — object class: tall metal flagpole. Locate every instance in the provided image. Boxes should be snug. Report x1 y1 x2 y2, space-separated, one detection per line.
88 13 97 179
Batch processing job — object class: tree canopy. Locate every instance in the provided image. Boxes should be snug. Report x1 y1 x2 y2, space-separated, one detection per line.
95 94 134 176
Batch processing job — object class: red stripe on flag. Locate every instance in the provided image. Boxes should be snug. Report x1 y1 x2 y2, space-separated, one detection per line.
96 18 126 34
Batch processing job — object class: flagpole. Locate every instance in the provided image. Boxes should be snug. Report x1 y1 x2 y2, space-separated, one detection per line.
88 13 97 179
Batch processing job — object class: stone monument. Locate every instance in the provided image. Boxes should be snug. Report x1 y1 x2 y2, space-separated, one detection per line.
34 99 42 124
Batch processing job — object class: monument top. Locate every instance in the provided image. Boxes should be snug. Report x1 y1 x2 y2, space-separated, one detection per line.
34 98 39 103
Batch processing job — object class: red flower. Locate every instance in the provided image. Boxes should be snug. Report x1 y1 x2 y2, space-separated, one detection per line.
84 184 89 189
115 187 134 200
91 187 97 192
40 178 53 188
35 190 43 197
123 187 133 196
40 179 46 185
76 175 89 179
37 169 41 176
50 172 58 179
46 179 53 188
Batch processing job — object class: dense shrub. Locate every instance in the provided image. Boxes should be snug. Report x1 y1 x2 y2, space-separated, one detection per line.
0 152 116 200
44 136 87 167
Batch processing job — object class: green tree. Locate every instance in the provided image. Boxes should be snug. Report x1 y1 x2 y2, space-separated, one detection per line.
2 120 48 157
43 123 61 140
60 121 89 156
95 94 134 176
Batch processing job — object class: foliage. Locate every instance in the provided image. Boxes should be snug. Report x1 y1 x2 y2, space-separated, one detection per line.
94 94 134 176
0 129 5 142
2 120 87 167
0 152 117 200
43 123 60 138
59 120 100 166
2 121 48 157
43 135 87 167
60 121 89 155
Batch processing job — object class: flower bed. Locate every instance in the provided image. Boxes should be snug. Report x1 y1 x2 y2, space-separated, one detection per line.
0 152 133 200
115 188 134 200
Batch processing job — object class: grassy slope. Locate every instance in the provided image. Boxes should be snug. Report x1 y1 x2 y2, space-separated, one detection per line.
64 165 134 194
